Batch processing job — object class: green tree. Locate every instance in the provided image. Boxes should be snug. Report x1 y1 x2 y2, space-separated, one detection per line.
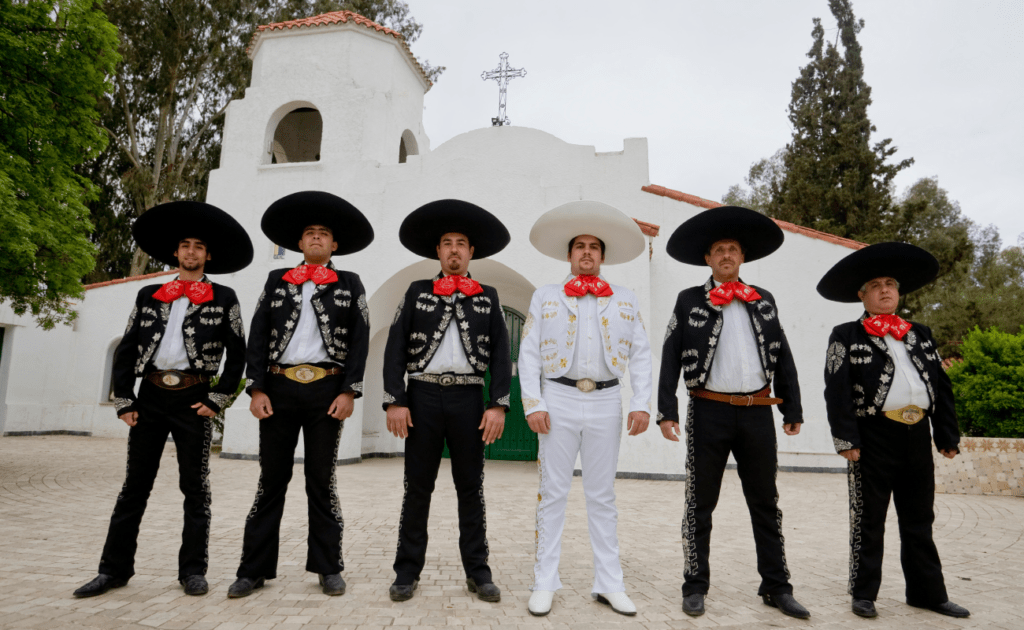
767 0 912 240
721 149 787 213
947 327 1024 438
0 0 120 328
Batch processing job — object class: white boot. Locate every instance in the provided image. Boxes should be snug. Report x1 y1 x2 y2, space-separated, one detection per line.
595 591 636 616
528 590 554 616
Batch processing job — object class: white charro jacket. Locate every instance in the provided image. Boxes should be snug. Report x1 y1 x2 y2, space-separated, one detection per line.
518 279 653 416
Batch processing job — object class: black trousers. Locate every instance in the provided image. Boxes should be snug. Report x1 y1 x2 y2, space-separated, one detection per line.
847 414 948 605
237 372 345 579
681 397 792 596
393 380 491 585
99 379 213 581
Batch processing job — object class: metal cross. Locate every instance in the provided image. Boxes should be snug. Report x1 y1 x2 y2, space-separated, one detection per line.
481 52 526 126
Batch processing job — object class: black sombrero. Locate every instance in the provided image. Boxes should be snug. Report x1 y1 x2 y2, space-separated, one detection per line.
261 191 374 255
399 199 510 259
666 206 784 265
132 201 253 274
816 242 939 303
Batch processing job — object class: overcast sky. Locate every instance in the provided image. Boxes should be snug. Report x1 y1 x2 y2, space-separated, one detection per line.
409 0 1023 246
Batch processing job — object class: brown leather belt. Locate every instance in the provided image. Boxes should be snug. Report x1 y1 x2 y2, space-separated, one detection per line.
689 387 782 406
269 364 341 384
146 370 210 390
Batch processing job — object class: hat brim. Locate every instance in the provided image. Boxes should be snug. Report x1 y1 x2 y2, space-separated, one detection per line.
666 206 784 265
261 191 374 256
132 201 254 274
816 242 939 302
529 201 646 265
399 199 510 259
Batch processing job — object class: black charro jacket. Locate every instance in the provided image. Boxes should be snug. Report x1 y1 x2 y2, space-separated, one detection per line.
111 276 246 416
657 276 802 424
823 314 960 453
382 273 511 411
245 261 369 397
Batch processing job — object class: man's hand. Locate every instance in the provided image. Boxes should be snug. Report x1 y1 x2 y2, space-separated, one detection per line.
660 420 681 442
328 392 355 421
119 411 138 427
479 407 505 445
939 448 958 459
250 390 274 419
527 411 550 435
627 411 650 436
782 422 801 436
840 448 860 462
386 405 413 438
191 403 216 418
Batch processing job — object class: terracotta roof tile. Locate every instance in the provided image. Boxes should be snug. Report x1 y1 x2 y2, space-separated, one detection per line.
641 184 866 251
633 218 660 237
83 269 176 291
247 11 431 88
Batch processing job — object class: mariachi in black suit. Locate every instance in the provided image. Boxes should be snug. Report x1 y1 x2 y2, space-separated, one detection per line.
824 314 960 606
236 261 370 580
383 273 511 586
658 276 802 598
102 277 246 582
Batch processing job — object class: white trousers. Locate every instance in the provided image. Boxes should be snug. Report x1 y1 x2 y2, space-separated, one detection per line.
533 381 625 593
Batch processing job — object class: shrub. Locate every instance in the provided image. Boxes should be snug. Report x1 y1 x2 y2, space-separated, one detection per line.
946 327 1024 438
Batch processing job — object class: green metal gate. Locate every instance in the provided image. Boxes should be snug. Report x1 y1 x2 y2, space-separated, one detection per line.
443 306 537 461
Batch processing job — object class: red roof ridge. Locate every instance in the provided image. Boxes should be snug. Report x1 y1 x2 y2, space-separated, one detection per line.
641 184 866 251
84 269 177 291
247 11 432 88
632 218 660 237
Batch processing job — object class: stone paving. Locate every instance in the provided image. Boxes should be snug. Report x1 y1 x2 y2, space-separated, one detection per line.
1 435 1023 630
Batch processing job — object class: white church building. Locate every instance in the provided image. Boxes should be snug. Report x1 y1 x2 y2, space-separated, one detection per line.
0 11 870 476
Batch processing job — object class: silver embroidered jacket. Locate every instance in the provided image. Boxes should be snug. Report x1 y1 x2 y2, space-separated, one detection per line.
381 274 511 411
111 277 247 416
823 314 960 454
245 262 369 397
657 276 802 424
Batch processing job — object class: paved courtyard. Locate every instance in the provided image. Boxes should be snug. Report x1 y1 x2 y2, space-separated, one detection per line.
0 435 1022 630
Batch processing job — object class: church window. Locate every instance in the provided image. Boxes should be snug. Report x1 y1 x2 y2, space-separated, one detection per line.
270 107 322 164
399 129 418 164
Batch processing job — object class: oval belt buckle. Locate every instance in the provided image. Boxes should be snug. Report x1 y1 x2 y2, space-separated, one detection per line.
902 406 923 424
161 373 181 387
577 378 597 393
294 366 316 383
439 374 456 387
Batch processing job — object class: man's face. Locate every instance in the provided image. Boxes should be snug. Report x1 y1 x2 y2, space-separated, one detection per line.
705 239 744 281
858 277 900 315
567 235 604 276
437 232 473 275
173 238 210 272
298 224 338 261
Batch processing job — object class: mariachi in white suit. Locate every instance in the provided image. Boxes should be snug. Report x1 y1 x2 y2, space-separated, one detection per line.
518 201 652 617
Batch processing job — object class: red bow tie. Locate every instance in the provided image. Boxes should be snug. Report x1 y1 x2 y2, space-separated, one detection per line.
709 281 761 306
564 275 613 297
283 264 338 285
152 280 213 305
433 274 483 296
863 314 911 340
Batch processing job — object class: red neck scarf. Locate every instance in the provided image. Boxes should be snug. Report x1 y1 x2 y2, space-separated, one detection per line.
564 274 613 297
433 274 483 296
153 280 213 305
709 281 761 306
282 264 338 285
863 313 911 340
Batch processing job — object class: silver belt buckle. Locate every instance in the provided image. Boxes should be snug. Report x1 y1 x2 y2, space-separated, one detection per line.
439 374 456 387
161 372 181 387
576 378 596 393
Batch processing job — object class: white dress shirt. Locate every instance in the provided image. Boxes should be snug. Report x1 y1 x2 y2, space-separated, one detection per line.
881 334 931 410
704 281 767 394
564 276 616 382
419 318 475 375
278 281 331 365
153 297 191 370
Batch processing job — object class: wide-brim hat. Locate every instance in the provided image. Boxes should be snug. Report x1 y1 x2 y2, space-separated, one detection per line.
132 201 253 274
399 199 510 259
666 206 784 265
529 200 646 265
261 191 374 255
816 242 939 303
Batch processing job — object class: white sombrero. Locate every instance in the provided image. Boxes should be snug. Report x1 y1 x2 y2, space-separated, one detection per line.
529 200 646 265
